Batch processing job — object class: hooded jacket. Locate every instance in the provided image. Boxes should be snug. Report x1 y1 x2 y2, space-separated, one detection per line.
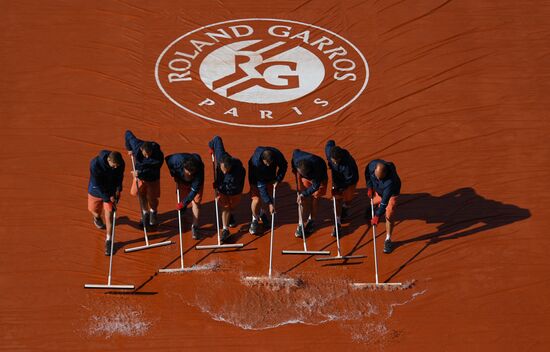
291 149 328 197
124 130 164 182
88 150 125 202
208 136 246 196
248 146 288 204
165 153 204 207
365 159 401 217
325 140 359 190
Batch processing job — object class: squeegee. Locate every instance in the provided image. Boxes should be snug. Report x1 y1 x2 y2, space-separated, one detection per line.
85 204 134 290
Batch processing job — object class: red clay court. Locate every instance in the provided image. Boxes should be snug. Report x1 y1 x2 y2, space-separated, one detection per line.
1 0 549 350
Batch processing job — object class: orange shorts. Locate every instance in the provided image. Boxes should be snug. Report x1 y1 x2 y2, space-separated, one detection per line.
218 194 241 209
88 194 114 213
130 178 160 199
332 184 357 203
372 194 398 221
177 182 203 204
298 175 328 199
250 183 274 202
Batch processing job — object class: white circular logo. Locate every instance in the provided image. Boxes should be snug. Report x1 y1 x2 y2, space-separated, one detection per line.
156 18 369 128
199 40 325 104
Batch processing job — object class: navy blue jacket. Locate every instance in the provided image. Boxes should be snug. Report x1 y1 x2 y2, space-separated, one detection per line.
291 149 328 197
365 159 401 217
165 153 204 207
325 140 359 190
208 136 246 196
248 146 288 204
125 130 164 182
88 150 125 202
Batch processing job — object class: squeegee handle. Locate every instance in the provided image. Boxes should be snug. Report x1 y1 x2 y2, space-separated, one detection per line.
130 154 148 241
370 198 379 285
332 190 342 257
176 186 184 269
211 152 221 243
268 185 276 278
295 173 307 251
211 153 219 195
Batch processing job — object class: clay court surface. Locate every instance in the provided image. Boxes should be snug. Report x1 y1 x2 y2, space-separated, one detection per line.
1 0 550 350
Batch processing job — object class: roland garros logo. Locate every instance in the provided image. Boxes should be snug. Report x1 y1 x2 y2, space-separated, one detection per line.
155 18 369 128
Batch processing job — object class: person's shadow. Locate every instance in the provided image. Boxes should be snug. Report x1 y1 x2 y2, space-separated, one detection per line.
384 187 530 282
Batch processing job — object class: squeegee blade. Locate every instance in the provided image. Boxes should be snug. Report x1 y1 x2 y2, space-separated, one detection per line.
316 254 367 261
281 250 331 255
195 243 244 250
84 284 135 290
124 240 173 253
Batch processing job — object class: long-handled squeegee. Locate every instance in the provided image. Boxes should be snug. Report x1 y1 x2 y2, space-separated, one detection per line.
317 192 367 262
159 187 211 272
351 198 404 289
196 153 244 250
85 202 134 290
125 154 173 253
282 174 330 256
243 186 297 285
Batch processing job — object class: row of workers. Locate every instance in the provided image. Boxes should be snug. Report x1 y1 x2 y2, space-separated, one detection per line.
87 131 401 255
